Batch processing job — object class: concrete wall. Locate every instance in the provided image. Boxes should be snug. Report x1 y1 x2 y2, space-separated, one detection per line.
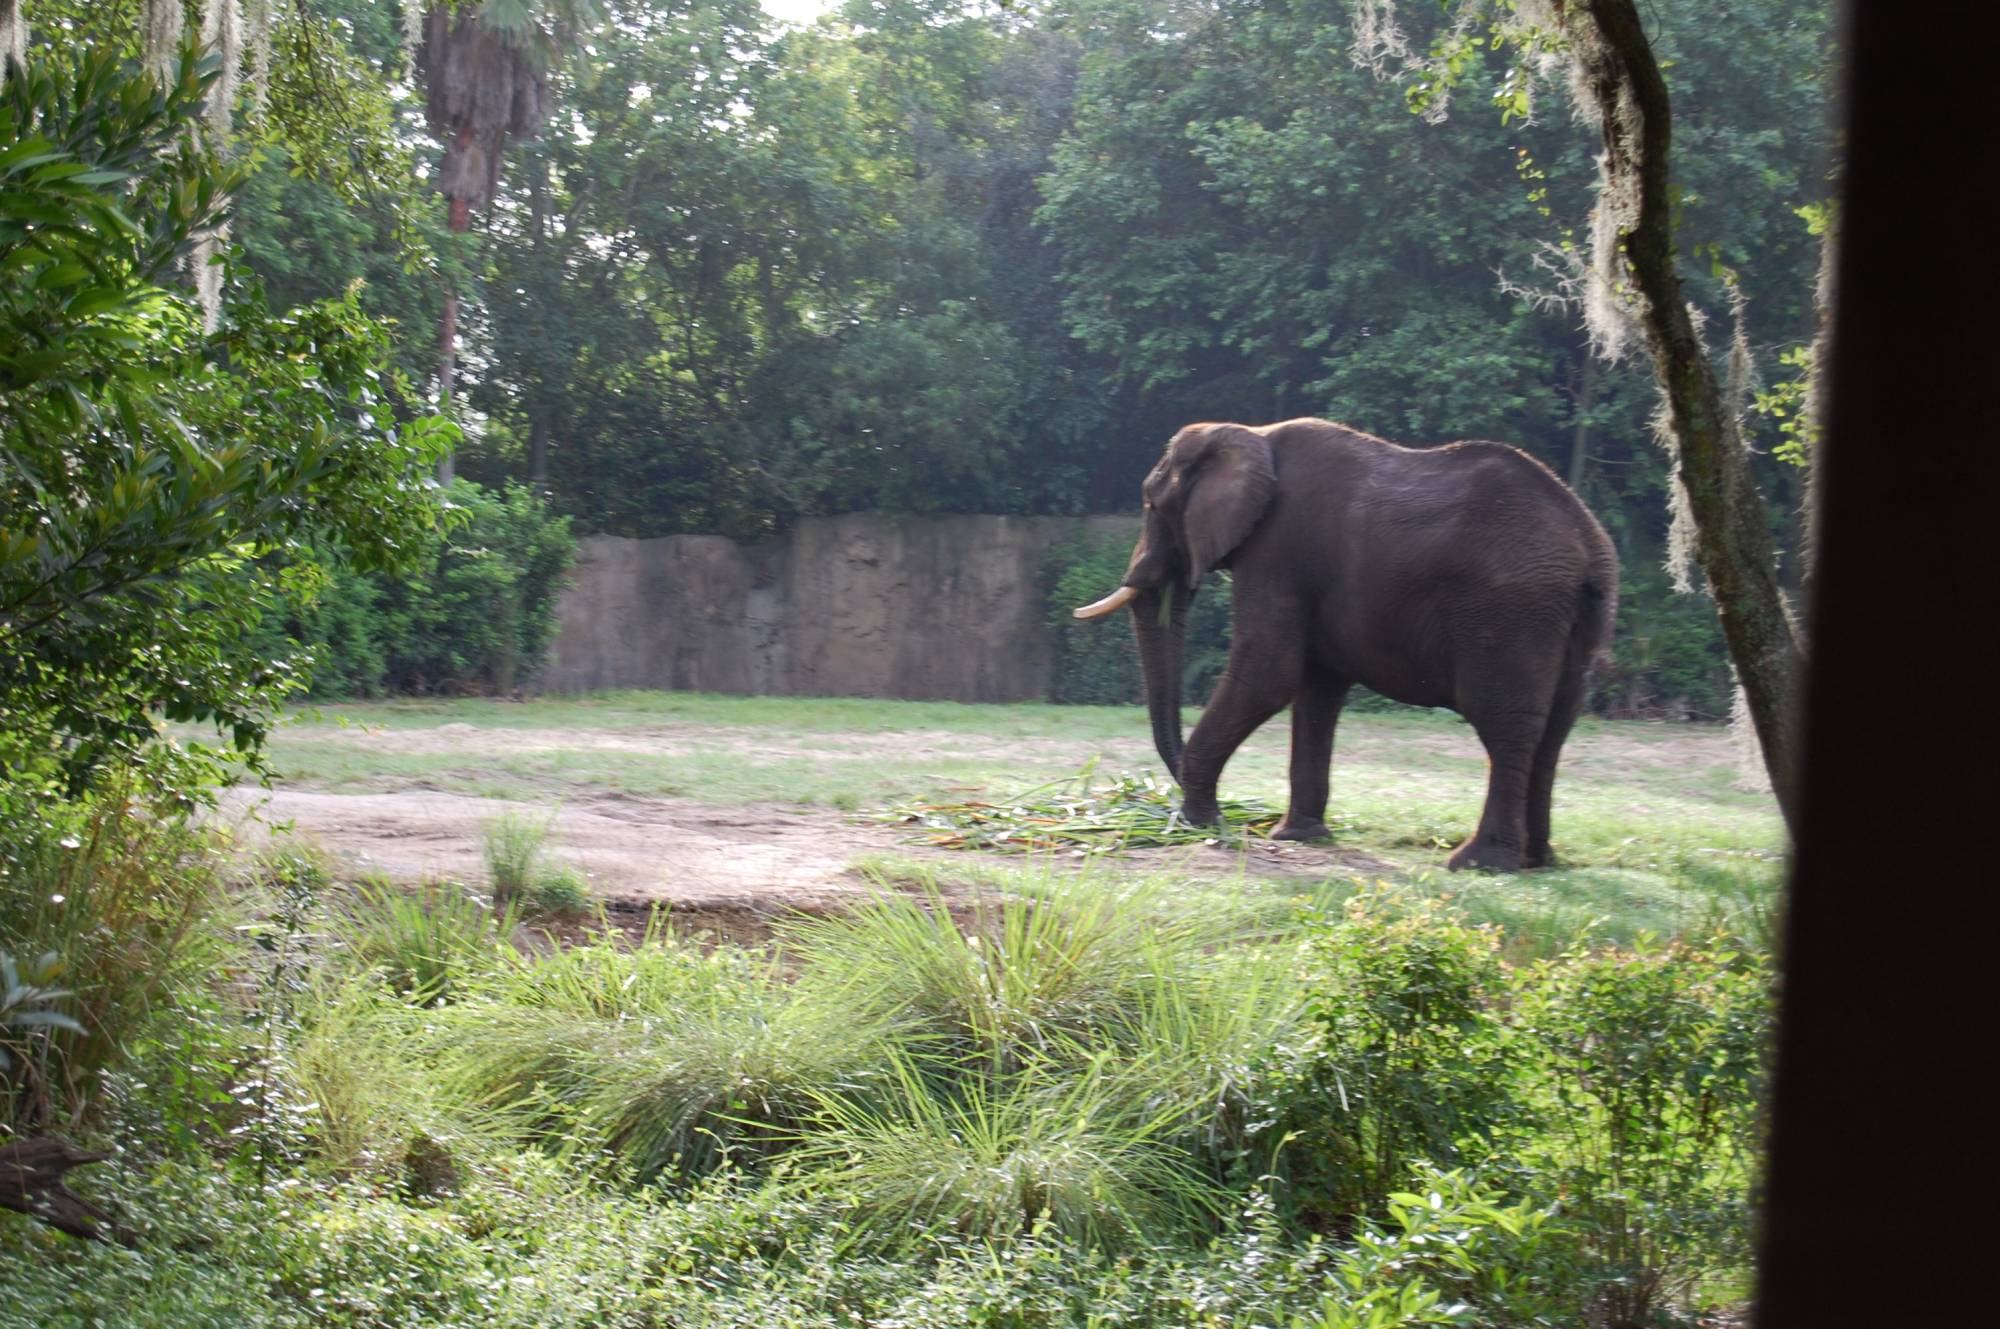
541 513 1139 701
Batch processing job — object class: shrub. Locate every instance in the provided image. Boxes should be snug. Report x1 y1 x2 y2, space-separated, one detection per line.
1595 566 1734 719
0 792 235 1132
1506 937 1769 1327
1042 530 1231 705
0 50 450 792
259 480 576 699
1279 891 1512 1228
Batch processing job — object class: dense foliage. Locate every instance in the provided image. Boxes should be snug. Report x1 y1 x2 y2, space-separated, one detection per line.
0 849 1771 1328
0 47 450 798
250 0 1821 714
211 2 1828 549
252 480 577 699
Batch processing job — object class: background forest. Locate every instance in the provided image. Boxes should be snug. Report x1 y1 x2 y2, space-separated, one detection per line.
208 0 1821 715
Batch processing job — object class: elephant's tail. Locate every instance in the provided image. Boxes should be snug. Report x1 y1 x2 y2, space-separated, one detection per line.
1576 564 1618 679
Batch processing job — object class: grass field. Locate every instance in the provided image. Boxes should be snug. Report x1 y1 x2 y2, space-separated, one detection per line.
256 690 1785 953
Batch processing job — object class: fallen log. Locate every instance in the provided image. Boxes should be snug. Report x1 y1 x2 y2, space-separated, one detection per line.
0 1135 127 1244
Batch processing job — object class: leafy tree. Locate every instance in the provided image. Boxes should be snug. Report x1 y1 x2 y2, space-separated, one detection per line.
0 47 451 794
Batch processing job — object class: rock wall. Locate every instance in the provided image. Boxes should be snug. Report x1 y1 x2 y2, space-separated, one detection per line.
541 513 1138 701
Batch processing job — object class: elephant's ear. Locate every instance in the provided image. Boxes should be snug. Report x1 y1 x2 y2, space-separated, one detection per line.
1176 424 1276 585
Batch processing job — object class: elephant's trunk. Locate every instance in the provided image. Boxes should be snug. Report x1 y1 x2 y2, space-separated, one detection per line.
1130 583 1193 782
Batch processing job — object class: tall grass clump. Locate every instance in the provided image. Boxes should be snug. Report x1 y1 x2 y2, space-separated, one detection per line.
480 809 590 917
0 793 234 1131
796 1048 1223 1248
290 975 479 1178
438 924 894 1183
332 876 517 1005
780 872 1252 1067
481 810 551 904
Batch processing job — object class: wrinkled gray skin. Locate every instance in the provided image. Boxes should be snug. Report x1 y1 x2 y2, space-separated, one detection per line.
1089 418 1618 871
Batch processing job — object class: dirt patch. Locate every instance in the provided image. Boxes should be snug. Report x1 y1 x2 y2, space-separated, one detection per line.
218 783 1386 941
219 787 921 930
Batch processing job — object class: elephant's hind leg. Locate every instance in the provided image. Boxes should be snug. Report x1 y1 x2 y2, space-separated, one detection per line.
1448 709 1542 872
1275 672 1350 841
1523 660 1590 869
1448 637 1566 872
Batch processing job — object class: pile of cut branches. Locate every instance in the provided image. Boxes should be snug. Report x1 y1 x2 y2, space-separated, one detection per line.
874 763 1282 855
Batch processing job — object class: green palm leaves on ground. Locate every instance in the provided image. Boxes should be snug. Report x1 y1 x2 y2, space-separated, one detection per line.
880 764 1284 854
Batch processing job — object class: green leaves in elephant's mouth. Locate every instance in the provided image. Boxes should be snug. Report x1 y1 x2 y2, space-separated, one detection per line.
870 762 1282 855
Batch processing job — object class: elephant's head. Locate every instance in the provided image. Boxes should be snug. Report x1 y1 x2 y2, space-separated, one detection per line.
1073 423 1276 779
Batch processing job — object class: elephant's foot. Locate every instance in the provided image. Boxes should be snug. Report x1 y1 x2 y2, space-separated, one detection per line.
1178 795 1222 828
1523 842 1557 870
1272 818 1331 843
1447 835 1524 873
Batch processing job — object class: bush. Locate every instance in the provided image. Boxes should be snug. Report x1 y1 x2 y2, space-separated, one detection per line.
1042 531 1231 705
1594 566 1734 719
1279 891 1513 1230
259 480 576 699
0 50 450 793
331 878 518 1005
1506 938 1769 1326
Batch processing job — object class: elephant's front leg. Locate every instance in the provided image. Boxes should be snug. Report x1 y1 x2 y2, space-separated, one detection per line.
1177 650 1302 828
1275 673 1350 841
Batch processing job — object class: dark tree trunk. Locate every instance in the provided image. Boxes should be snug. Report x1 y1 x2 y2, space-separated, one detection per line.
526 152 552 486
1579 0 1806 831
1568 350 1594 492
528 413 550 485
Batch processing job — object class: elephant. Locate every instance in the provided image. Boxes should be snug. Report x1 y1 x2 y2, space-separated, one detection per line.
1074 418 1618 871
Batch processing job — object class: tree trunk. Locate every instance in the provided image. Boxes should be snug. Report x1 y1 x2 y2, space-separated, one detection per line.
1568 350 1594 492
2 0 27 82
528 413 551 485
526 152 551 486
0 1136 127 1244
1580 0 1806 832
437 131 474 484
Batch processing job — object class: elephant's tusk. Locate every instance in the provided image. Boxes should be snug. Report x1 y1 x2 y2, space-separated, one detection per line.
1073 585 1139 619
